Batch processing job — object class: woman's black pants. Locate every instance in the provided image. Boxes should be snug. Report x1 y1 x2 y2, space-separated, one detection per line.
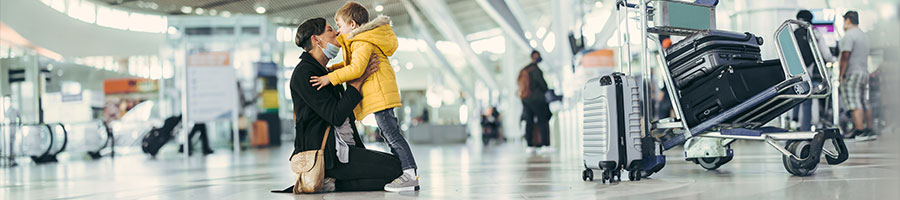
325 146 403 191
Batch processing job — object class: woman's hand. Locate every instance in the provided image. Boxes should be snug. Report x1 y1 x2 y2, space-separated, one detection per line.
348 54 380 90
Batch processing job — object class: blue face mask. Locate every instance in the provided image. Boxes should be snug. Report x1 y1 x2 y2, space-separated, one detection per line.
319 38 341 59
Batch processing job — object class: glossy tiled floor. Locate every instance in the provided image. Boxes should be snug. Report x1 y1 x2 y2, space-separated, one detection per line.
2 132 899 200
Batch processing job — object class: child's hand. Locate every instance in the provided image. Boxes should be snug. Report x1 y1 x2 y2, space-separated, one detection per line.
310 75 331 91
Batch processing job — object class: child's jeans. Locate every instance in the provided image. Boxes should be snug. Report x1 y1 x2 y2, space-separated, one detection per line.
374 108 417 170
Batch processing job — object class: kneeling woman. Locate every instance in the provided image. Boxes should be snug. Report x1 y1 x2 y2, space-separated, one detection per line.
283 17 402 193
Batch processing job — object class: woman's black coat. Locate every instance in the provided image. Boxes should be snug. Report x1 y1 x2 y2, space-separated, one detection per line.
290 52 366 170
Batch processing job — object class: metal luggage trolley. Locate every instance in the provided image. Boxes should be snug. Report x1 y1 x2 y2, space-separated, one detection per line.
616 0 849 176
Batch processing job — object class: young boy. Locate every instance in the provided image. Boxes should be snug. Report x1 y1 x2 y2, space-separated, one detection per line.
309 1 419 192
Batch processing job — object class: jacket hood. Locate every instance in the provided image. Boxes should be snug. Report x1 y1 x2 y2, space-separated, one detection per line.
345 16 398 56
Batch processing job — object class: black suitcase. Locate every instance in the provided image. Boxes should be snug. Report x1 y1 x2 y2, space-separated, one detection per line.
679 60 785 127
669 49 762 89
666 30 764 63
723 78 811 127
141 116 181 156
141 128 173 157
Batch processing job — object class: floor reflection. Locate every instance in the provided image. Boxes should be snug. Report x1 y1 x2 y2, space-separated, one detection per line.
1 133 899 199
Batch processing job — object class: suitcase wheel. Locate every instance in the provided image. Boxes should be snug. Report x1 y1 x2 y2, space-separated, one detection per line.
600 169 620 184
582 169 594 181
628 169 643 181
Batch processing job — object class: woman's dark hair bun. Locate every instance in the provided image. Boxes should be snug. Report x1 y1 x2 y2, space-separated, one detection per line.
295 18 327 51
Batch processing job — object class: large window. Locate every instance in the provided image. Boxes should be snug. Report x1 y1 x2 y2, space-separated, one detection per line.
66 0 96 23
96 6 130 30
40 0 167 33
129 13 167 33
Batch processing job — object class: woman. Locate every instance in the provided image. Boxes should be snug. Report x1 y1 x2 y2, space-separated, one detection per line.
282 17 402 193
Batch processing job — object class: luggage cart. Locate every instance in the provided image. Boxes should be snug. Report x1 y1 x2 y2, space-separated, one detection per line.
618 0 848 176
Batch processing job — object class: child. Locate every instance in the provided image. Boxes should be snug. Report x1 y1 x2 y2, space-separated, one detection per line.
309 1 419 192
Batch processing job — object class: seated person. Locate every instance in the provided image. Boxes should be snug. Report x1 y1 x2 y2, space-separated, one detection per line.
280 17 402 193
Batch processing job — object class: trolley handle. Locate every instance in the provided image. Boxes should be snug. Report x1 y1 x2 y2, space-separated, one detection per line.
616 0 654 10
773 19 833 99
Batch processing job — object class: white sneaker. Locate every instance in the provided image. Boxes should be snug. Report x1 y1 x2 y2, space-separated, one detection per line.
539 146 556 153
384 170 419 192
855 131 876 142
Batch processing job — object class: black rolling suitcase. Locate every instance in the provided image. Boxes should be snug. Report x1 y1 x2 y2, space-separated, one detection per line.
666 30 765 89
669 49 762 89
679 60 786 126
141 115 181 157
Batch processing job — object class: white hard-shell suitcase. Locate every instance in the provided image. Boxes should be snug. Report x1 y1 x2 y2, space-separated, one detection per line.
582 72 644 183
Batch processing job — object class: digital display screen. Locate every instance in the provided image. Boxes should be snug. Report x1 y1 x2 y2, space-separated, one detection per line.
810 9 837 24
813 24 838 48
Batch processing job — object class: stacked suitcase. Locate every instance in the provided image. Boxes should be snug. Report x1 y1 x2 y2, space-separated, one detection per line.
664 30 776 127
582 73 665 183
679 59 787 126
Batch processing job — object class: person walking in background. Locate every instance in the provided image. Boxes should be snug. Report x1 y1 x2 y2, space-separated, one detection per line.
518 50 552 153
481 106 504 145
177 118 214 155
838 11 875 141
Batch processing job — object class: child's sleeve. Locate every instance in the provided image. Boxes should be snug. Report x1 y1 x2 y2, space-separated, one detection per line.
327 62 346 71
328 42 377 86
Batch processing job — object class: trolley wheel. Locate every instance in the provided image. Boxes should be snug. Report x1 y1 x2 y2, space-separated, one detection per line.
783 140 819 176
583 169 594 181
640 170 654 178
698 157 723 170
719 155 734 165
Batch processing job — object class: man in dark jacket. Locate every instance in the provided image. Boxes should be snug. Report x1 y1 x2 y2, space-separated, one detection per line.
286 18 401 192
518 50 552 152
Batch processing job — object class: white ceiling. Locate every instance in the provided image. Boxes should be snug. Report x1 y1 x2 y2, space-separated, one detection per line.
1 0 165 57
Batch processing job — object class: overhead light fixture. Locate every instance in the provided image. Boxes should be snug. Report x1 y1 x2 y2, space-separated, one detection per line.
375 5 384 12
543 32 556 52
405 62 413 70
167 26 178 35
595 1 604 8
536 27 547 38
255 6 266 14
180 6 192 14
209 9 217 16
195 8 205 15
221 11 231 17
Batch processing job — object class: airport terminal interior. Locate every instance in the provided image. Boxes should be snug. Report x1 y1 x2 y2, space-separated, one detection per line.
1 0 900 199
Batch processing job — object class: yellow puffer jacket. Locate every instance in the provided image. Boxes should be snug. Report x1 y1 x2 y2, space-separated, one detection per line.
328 16 401 120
